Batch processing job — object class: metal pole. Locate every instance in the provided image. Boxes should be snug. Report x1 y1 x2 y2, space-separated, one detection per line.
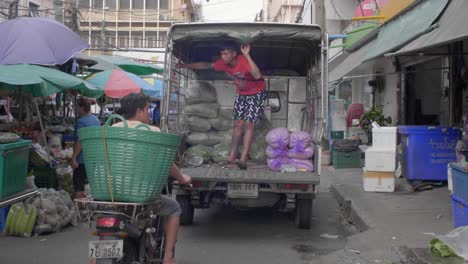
171 0 174 24
129 0 133 48
157 0 160 47
88 0 92 55
143 0 146 48
34 98 53 168
115 0 119 47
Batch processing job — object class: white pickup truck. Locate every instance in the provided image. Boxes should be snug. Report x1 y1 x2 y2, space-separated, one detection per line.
161 23 328 229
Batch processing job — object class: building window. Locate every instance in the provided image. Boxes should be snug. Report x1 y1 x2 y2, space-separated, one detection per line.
146 0 157 9
119 0 130 9
158 31 167 47
29 2 39 17
78 0 90 9
106 0 117 9
93 0 103 8
160 0 169 9
132 0 143 9
132 32 144 48
145 0 168 9
118 31 129 48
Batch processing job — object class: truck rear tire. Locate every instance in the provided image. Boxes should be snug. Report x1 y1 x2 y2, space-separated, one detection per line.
176 195 194 225
295 199 313 229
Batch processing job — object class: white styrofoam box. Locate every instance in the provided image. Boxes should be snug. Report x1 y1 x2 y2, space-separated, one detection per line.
347 127 368 144
363 168 395 192
365 148 396 172
330 99 346 116
372 127 397 149
331 114 347 131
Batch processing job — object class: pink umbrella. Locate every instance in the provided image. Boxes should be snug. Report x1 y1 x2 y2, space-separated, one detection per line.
86 69 157 99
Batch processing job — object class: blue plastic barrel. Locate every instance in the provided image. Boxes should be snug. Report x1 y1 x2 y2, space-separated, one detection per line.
398 126 459 181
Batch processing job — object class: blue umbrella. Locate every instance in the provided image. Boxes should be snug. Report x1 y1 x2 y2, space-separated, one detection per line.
0 17 89 65
143 78 164 99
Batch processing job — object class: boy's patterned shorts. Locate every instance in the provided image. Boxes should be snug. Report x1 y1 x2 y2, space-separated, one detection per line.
233 90 267 124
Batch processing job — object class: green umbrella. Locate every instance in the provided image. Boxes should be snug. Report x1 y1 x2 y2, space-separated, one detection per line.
0 64 103 98
93 55 163 76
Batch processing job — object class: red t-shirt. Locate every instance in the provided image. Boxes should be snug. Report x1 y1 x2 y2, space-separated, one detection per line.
213 55 266 95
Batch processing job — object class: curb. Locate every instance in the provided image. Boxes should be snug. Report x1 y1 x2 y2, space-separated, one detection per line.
330 183 370 232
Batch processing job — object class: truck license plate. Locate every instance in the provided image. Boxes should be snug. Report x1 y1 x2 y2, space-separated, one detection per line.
89 240 123 259
227 183 258 198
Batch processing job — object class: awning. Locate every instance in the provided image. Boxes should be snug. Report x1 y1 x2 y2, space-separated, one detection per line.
329 39 376 83
388 0 468 56
365 0 449 61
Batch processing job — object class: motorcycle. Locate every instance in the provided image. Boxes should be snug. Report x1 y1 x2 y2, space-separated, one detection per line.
76 198 167 264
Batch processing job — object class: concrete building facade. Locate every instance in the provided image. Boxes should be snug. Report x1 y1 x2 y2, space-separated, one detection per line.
77 0 198 50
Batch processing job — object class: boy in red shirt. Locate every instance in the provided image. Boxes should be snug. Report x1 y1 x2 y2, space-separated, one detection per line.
177 43 266 169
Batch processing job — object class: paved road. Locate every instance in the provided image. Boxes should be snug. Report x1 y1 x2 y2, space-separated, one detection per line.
0 179 356 264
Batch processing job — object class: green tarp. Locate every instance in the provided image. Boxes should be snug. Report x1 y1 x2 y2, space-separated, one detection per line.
365 0 449 60
0 64 102 97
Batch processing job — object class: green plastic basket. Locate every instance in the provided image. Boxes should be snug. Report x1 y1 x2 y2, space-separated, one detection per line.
331 131 345 139
332 150 362 169
78 115 180 203
0 140 31 198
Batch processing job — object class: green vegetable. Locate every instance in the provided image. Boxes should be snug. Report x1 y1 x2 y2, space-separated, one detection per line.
429 238 457 257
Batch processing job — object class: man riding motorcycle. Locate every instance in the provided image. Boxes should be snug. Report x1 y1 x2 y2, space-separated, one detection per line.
112 93 192 264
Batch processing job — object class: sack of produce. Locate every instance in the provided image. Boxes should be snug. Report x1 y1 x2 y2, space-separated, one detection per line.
186 81 217 105
267 157 290 172
289 131 311 151
210 116 233 131
249 136 267 162
185 145 214 162
55 165 74 196
186 115 212 132
218 108 234 120
185 103 219 119
289 158 314 172
266 145 288 159
266 127 289 149
212 143 231 163
26 189 77 235
287 146 314 159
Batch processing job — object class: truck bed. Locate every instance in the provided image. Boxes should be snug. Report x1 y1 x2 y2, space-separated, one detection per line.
180 162 319 184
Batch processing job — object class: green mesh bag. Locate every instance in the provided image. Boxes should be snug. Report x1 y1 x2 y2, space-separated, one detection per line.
78 115 180 203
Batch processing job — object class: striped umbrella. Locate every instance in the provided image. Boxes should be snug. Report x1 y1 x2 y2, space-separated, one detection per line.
86 69 158 99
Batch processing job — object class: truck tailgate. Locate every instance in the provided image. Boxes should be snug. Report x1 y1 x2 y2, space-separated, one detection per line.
180 165 319 184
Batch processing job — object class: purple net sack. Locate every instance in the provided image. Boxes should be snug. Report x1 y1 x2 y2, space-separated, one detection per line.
266 128 290 149
266 145 288 159
289 131 311 151
289 158 314 172
287 147 314 159
267 157 290 172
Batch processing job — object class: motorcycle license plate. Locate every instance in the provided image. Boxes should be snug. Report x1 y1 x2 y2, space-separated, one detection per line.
227 183 258 198
89 240 123 259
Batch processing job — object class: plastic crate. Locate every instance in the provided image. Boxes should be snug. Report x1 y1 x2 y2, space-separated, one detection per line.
398 126 459 181
0 140 32 198
452 194 468 228
331 131 345 140
31 166 57 189
452 164 468 201
333 150 362 169
0 206 9 231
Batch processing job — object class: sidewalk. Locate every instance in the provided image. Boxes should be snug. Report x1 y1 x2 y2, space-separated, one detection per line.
315 166 460 264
